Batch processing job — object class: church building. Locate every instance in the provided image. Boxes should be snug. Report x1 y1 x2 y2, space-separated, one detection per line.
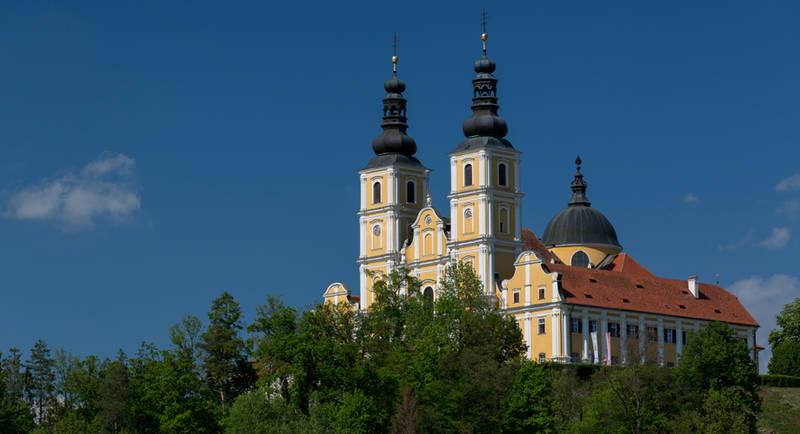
323 30 759 367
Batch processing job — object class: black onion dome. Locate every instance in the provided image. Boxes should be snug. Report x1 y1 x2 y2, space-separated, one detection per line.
541 157 622 249
370 71 418 158
454 51 514 153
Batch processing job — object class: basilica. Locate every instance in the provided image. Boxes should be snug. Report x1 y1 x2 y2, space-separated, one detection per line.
323 31 759 367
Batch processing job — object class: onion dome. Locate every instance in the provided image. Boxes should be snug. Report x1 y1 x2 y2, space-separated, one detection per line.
542 157 622 249
453 27 514 153
370 53 417 157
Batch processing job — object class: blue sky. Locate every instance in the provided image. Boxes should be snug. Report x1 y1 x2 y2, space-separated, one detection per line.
1 1 798 371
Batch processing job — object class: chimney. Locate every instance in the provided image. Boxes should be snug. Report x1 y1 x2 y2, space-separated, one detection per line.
688 275 699 299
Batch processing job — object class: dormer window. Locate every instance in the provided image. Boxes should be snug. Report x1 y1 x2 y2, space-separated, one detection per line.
498 162 507 186
464 163 473 187
372 181 381 204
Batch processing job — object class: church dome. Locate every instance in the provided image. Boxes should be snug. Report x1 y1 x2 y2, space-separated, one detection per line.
541 157 622 249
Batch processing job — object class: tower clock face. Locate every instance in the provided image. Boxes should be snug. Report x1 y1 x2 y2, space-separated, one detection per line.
373 225 381 236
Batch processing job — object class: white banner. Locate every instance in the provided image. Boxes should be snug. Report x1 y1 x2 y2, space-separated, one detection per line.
591 331 598 364
605 332 612 365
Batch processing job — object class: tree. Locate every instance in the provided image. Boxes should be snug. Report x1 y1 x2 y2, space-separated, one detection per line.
170 314 204 368
199 292 254 415
26 339 55 424
768 340 800 376
98 351 131 433
2 348 25 403
390 385 422 434
0 351 35 433
768 297 800 349
501 361 554 433
675 321 760 432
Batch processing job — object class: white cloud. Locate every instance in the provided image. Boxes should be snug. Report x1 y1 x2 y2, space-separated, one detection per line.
759 227 791 249
729 274 800 373
5 152 141 227
683 193 699 203
776 200 800 219
776 174 800 192
718 231 753 252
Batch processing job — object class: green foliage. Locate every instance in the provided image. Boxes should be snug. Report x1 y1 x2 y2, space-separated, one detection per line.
568 365 679 434
768 340 800 377
501 361 554 433
675 321 760 432
769 297 800 349
26 339 55 424
761 374 800 387
223 389 315 433
200 291 255 415
98 353 131 433
0 353 35 434
128 343 220 433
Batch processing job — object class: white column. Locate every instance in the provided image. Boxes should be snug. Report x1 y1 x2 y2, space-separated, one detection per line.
478 152 486 185
450 158 457 193
582 315 589 362
450 201 458 242
620 314 627 365
414 227 420 260
600 312 608 365
552 310 560 361
657 318 664 366
639 317 646 364
525 317 532 360
359 265 367 308
478 196 486 235
487 244 495 295
479 247 487 290
387 211 395 252
487 198 494 236
514 158 520 191
359 218 366 256
360 174 367 209
561 310 569 362
676 322 683 358
387 169 395 203
514 197 522 241
485 152 492 186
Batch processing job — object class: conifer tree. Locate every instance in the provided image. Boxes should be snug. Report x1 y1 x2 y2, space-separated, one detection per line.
26 339 55 424
200 291 253 415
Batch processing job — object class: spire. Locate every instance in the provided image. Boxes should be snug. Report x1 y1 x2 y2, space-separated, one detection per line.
569 156 591 207
462 10 509 140
371 33 417 156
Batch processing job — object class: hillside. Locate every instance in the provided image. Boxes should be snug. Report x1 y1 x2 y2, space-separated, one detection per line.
759 387 800 433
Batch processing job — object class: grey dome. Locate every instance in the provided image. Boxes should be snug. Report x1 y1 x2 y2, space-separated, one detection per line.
542 205 621 248
542 157 622 249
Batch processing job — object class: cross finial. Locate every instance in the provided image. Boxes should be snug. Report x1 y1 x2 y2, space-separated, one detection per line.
392 33 398 75
481 9 488 54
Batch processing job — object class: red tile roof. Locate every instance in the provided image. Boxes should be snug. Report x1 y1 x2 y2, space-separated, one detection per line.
521 228 560 264
543 253 758 327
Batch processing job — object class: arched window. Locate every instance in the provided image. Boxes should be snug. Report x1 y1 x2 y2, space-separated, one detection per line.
407 181 415 204
498 163 507 186
372 182 381 204
423 286 434 304
499 208 508 234
571 251 590 268
464 163 473 187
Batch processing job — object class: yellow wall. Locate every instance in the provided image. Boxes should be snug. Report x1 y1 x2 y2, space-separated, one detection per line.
550 245 620 267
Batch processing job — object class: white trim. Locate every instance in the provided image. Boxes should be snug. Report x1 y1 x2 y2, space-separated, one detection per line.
525 318 532 360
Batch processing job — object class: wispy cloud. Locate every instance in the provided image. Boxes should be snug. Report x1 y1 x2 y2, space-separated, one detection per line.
5 152 141 228
683 193 699 203
729 274 800 373
776 174 800 192
776 200 800 219
718 231 753 252
759 227 791 250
